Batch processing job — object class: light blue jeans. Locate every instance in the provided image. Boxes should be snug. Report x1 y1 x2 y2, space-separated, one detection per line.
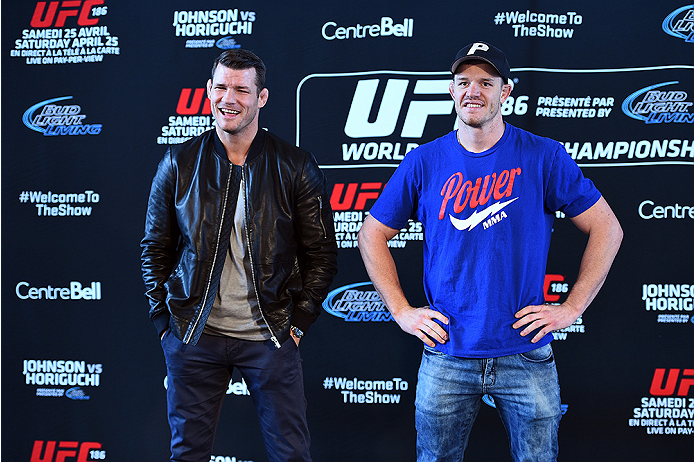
415 343 561 462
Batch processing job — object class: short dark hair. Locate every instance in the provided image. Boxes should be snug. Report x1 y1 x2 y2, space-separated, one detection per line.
211 49 266 93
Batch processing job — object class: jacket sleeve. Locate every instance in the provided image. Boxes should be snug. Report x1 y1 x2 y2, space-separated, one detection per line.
291 152 338 333
140 150 178 338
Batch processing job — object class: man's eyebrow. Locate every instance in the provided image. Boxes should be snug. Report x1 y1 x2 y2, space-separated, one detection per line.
454 75 497 82
212 82 252 90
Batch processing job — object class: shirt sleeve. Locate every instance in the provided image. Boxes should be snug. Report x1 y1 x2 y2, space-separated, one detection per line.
367 152 420 230
545 143 601 218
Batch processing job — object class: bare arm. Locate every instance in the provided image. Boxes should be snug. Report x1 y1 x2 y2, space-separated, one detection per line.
358 215 449 347
513 196 623 342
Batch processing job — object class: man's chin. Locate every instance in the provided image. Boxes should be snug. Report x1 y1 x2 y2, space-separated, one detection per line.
217 124 242 136
461 118 483 129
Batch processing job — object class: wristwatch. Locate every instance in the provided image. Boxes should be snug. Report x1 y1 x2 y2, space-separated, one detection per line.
290 325 305 339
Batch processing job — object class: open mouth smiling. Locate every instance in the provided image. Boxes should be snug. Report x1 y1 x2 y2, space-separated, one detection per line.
218 107 240 116
463 101 484 108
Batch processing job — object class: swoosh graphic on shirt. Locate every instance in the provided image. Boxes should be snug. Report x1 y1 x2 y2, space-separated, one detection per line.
449 197 519 231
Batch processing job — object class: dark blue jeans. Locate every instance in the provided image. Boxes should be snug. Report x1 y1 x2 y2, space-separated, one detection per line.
161 332 312 462
415 343 561 462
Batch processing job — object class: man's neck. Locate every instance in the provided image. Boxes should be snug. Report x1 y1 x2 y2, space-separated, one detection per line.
216 125 258 165
456 118 505 153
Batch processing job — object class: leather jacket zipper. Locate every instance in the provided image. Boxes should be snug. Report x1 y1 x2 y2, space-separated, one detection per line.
183 163 233 344
243 166 281 349
318 195 327 239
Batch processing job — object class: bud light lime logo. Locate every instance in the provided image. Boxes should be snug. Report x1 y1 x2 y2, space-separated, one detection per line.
322 282 393 322
22 96 103 135
622 82 694 124
662 5 694 42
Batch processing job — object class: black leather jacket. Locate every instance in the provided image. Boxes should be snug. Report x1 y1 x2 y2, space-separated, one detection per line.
141 129 338 347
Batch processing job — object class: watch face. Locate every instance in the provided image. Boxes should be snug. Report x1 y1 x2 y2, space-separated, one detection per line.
291 326 304 337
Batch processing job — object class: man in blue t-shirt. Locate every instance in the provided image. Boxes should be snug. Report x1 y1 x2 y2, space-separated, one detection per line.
358 41 623 461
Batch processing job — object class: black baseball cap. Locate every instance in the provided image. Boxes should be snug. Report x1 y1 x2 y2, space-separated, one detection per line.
450 41 511 83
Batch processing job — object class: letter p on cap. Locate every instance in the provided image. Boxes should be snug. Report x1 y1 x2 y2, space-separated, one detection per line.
468 43 489 55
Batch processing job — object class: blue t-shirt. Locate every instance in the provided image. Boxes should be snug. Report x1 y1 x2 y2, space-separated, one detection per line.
368 123 601 358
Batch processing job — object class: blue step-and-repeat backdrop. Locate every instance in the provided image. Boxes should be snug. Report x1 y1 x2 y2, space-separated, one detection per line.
2 1 693 461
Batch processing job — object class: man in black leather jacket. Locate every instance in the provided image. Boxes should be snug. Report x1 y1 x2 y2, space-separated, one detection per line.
141 49 337 462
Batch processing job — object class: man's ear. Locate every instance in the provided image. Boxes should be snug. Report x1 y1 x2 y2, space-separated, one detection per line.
500 81 512 104
258 87 269 108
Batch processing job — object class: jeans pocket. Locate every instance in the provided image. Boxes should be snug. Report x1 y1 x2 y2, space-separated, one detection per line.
423 344 445 356
160 328 170 345
519 343 554 363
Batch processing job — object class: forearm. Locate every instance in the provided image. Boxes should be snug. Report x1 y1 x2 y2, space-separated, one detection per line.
358 216 450 345
565 197 623 316
357 216 410 315
565 229 622 315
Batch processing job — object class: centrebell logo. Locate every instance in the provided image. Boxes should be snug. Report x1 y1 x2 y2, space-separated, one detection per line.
322 16 413 40
638 200 694 220
323 282 392 322
164 375 250 397
16 281 102 300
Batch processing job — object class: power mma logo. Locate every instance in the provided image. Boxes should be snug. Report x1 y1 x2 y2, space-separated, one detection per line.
439 168 522 232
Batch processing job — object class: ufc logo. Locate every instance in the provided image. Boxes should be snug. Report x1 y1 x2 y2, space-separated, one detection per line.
344 78 453 138
30 441 102 462
650 368 694 396
30 0 104 28
176 88 211 115
331 182 384 211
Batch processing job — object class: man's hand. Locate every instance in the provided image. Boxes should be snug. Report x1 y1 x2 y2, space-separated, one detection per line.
512 303 580 343
290 330 301 346
392 306 450 347
358 215 449 348
514 197 623 344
